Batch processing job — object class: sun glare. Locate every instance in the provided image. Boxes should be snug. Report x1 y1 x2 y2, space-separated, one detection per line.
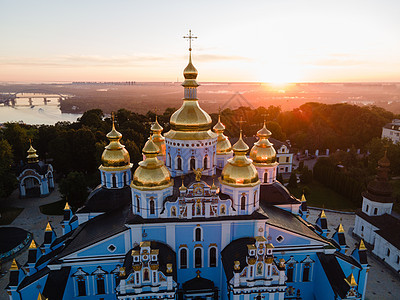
258 62 303 85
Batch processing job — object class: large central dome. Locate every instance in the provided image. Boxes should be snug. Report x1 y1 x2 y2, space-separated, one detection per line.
164 51 216 140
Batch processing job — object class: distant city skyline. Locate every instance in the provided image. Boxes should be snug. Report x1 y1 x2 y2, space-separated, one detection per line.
1 0 400 83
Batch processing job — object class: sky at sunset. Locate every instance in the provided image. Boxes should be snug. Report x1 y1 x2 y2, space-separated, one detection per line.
1 0 400 83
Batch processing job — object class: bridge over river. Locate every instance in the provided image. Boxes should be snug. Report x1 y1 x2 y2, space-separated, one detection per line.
0 89 71 107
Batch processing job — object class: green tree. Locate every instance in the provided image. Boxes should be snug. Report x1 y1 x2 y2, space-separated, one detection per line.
3 123 28 163
288 172 298 188
59 171 89 209
300 166 313 184
0 139 18 199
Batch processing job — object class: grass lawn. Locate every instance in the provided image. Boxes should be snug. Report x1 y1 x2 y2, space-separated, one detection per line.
39 199 66 215
287 180 358 211
0 206 24 225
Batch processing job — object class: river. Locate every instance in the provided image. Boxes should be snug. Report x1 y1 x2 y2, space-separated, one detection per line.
0 97 81 125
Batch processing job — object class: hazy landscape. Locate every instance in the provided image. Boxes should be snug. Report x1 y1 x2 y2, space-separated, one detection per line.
2 82 400 116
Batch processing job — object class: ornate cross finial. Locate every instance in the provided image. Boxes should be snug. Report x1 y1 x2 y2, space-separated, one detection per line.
238 116 246 131
196 269 201 278
29 138 32 146
183 30 197 51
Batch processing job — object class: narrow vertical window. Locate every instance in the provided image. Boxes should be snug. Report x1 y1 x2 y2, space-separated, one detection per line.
77 280 86 296
195 248 202 268
210 247 217 267
168 153 171 167
136 196 140 213
177 156 182 170
143 268 150 281
264 172 268 183
287 267 294 282
204 156 208 169
374 208 378 215
123 172 127 186
112 174 116 188
190 157 196 170
195 227 202 241
253 191 257 207
150 198 155 215
241 194 246 210
302 266 310 282
96 278 105 294
180 248 188 269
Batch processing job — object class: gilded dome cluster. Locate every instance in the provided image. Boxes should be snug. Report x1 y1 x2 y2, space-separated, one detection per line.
100 121 132 170
131 137 173 190
220 131 260 187
249 122 277 164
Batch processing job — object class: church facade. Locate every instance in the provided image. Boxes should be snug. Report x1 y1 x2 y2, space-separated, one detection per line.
7 45 369 300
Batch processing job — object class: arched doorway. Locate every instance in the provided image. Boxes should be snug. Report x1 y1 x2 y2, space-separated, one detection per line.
23 177 40 197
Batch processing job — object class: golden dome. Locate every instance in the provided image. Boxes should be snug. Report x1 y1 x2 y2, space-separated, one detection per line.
100 121 132 171
378 150 390 168
151 116 166 156
27 140 39 163
220 131 259 187
250 122 277 164
214 115 232 154
164 51 217 141
131 138 173 190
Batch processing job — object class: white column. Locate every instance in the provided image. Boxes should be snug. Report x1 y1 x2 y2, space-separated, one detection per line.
166 224 176 251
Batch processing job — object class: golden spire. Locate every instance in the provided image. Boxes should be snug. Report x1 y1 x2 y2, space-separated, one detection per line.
10 258 18 271
179 176 187 191
359 239 367 251
131 135 172 190
64 202 70 210
232 130 249 153
345 273 358 287
320 210 326 218
211 178 217 190
29 239 37 249
338 223 345 233
27 139 39 163
213 114 226 132
45 222 52 232
37 292 47 300
100 113 132 170
301 193 307 202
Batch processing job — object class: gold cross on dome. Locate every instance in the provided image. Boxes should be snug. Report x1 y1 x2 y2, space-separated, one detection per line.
183 30 197 51
196 269 201 278
238 117 246 131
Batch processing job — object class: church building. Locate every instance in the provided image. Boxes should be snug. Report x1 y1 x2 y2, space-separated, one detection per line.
7 35 369 300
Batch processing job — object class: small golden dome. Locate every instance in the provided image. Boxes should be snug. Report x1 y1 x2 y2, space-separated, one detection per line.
151 116 166 156
250 122 277 164
220 131 259 187
214 115 232 154
183 52 198 80
27 140 39 163
131 138 173 190
378 150 390 168
100 121 132 171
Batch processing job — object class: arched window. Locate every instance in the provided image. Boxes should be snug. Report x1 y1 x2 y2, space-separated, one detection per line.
143 268 150 281
264 172 268 183
241 194 246 210
177 156 182 170
366 204 369 212
168 153 171 167
195 227 202 241
150 198 155 215
190 157 196 170
195 248 202 268
136 196 140 213
209 247 217 267
171 206 177 216
180 248 188 269
112 174 116 188
96 277 105 294
256 262 263 275
220 205 226 215
204 156 208 169
123 172 127 186
254 191 257 207
287 266 294 282
374 207 378 215
77 279 86 296
103 173 106 186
